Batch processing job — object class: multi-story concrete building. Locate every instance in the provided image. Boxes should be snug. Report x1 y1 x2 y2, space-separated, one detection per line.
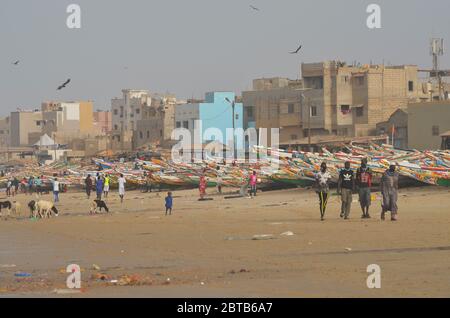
175 92 244 147
40 101 94 145
111 89 152 132
0 116 11 149
10 110 43 147
134 94 177 149
111 89 153 150
243 61 430 144
93 110 112 135
243 85 310 143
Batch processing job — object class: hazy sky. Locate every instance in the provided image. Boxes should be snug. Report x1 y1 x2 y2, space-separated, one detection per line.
1 0 449 115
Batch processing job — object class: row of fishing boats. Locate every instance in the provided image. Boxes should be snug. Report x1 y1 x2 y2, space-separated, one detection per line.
1 143 449 190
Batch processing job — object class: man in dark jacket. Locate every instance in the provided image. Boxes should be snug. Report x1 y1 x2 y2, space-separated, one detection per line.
85 174 93 199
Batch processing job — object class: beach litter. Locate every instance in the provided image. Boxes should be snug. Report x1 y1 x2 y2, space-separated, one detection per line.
14 272 32 278
0 264 17 268
91 273 110 281
252 234 275 241
345 247 352 252
53 288 82 295
92 264 101 271
280 231 295 236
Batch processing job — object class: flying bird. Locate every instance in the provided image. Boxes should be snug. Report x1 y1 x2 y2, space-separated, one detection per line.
12 60 20 65
250 5 260 11
290 45 302 54
57 79 71 90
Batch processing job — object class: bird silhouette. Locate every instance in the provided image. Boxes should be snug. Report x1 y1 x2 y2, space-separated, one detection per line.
290 45 302 54
57 79 71 90
12 60 20 65
250 5 260 11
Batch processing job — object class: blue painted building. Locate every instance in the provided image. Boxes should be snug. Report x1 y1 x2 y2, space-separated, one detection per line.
175 92 244 148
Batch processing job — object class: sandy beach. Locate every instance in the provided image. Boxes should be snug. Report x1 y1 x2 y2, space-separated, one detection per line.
1 186 449 298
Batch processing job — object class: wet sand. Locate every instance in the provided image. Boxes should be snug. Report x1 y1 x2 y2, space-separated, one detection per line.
1 186 449 298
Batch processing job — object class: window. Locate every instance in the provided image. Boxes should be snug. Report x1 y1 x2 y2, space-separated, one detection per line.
114 125 118 130
432 125 440 136
113 109 118 115
183 121 189 129
341 76 349 84
160 129 163 137
340 105 351 115
246 107 254 118
310 106 318 117
136 109 140 114
36 121 41 126
139 131 143 139
290 134 298 140
176 121 181 128
408 81 414 92
147 131 150 138
356 107 364 117
288 103 294 114
355 77 364 86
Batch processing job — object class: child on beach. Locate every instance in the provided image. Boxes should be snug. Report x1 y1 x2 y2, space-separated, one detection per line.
165 192 173 215
249 171 258 197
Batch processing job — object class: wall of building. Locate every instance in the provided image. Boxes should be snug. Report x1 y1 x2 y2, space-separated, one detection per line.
0 117 10 149
10 111 43 147
408 101 450 150
79 101 94 133
175 92 243 147
93 111 112 135
301 61 422 137
376 109 408 149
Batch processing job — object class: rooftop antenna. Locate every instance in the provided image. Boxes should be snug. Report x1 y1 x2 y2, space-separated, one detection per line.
431 38 444 100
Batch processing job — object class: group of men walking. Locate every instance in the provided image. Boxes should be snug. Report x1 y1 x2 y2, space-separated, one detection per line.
315 158 400 222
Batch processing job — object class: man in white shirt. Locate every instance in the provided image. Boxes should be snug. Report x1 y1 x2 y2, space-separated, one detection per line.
53 178 60 203
118 174 126 203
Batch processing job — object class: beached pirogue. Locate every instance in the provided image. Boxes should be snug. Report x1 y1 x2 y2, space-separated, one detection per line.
1 143 449 190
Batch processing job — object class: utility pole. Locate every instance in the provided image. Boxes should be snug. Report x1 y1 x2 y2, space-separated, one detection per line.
225 97 237 160
301 93 312 151
308 99 311 151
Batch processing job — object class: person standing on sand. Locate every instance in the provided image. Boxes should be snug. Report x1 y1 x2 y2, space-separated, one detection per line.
381 164 399 221
337 161 355 220
315 162 332 221
103 174 110 198
356 158 373 219
52 178 60 203
165 192 173 215
95 176 104 200
28 176 34 195
85 174 93 199
118 174 126 203
199 172 207 199
34 176 42 196
12 177 19 196
249 170 258 197
6 179 12 197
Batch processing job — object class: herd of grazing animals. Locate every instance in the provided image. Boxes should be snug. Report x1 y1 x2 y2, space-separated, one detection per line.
0 196 110 220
